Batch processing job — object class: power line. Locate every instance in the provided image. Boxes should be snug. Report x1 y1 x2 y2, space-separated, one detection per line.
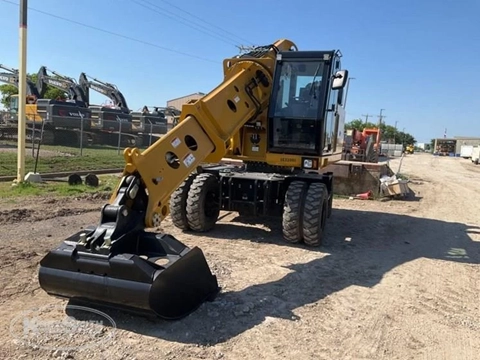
0 0 220 64
131 0 240 47
156 0 254 46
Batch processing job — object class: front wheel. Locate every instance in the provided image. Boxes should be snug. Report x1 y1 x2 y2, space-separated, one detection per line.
169 172 198 230
282 181 308 244
186 173 221 232
302 183 329 247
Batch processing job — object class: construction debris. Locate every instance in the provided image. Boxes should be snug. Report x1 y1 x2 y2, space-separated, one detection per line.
380 175 410 197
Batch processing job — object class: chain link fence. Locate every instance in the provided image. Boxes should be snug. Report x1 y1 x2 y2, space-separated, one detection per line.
0 110 174 178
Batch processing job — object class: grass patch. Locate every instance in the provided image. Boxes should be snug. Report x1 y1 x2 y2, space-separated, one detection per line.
0 174 120 199
0 143 142 176
395 173 410 180
333 193 351 199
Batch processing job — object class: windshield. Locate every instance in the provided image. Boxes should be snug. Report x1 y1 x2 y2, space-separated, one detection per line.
9 96 18 114
273 60 325 118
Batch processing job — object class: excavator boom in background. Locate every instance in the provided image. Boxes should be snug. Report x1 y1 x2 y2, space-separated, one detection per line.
38 39 350 320
78 72 134 134
78 73 170 145
36 66 89 106
1 64 174 147
0 64 41 99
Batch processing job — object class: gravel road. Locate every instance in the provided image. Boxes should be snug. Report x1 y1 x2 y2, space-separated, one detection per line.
0 152 479 360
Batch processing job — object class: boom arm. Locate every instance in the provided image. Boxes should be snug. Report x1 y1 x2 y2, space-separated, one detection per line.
87 39 297 247
78 72 129 110
36 66 88 103
0 64 40 98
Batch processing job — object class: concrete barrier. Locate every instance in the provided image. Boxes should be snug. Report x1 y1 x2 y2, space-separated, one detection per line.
322 160 394 197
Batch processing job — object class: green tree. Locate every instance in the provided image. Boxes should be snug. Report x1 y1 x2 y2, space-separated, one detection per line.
394 131 416 145
344 118 377 131
344 120 416 144
0 72 66 109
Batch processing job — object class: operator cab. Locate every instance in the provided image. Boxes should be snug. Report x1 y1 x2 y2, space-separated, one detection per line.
8 95 36 115
9 96 19 115
267 50 348 157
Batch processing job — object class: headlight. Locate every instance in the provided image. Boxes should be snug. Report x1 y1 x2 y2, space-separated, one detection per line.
303 159 313 168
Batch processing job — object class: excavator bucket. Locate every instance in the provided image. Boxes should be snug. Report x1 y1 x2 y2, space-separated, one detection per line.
38 227 220 320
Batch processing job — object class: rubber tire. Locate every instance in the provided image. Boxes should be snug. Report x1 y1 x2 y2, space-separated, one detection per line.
327 190 333 218
42 130 55 145
302 182 329 247
282 181 308 244
169 172 198 230
134 136 143 148
186 173 221 232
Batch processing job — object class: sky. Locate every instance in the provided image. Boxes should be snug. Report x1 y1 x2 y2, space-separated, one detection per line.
0 0 479 143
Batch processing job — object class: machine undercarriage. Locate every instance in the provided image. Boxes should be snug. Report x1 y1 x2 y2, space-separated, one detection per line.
170 164 334 246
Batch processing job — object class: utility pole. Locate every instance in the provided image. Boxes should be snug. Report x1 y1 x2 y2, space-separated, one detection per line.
377 108 386 126
17 0 28 183
362 113 373 125
394 120 399 144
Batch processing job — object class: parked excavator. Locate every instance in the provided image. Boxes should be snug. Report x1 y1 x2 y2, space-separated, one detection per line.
0 64 50 142
38 39 350 320
0 64 95 145
78 72 139 146
0 64 41 99
35 66 94 145
132 105 179 146
405 144 414 154
78 73 169 146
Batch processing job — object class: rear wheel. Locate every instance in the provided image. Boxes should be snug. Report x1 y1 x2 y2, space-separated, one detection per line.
302 182 329 247
186 173 221 232
282 181 308 244
169 172 198 230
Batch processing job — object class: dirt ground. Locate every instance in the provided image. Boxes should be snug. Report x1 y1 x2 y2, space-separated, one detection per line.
0 152 479 360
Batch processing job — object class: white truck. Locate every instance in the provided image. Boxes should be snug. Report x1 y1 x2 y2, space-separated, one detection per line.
461 145 474 158
471 146 479 165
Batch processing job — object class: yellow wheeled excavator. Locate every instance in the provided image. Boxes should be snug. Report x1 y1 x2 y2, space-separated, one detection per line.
38 39 350 320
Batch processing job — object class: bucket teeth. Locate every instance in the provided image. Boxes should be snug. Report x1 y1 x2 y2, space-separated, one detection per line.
38 229 220 320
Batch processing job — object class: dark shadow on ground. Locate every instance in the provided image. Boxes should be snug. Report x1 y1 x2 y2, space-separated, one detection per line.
67 209 480 345
379 189 423 202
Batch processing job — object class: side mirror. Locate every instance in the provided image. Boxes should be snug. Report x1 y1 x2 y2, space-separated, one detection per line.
332 70 349 90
